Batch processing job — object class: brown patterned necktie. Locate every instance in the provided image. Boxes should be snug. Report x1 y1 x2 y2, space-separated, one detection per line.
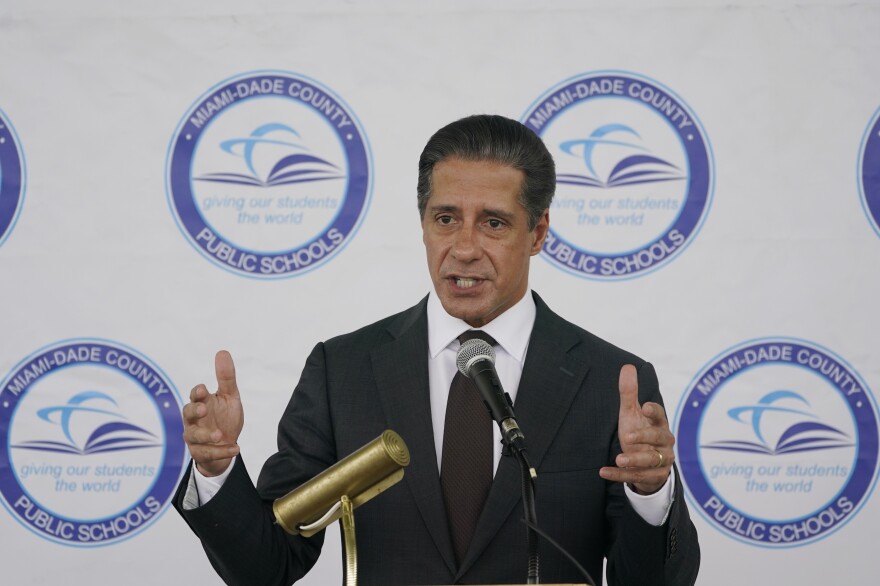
440 330 497 565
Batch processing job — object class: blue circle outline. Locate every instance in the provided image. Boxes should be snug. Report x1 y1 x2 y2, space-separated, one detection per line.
165 70 374 280
0 338 186 548
858 105 880 240
673 336 880 548
0 107 27 249
521 70 715 281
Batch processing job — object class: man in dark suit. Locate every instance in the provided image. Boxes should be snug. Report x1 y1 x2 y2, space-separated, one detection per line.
176 115 700 585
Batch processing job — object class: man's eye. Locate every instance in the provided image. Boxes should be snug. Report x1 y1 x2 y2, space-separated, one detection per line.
437 215 454 225
487 219 504 229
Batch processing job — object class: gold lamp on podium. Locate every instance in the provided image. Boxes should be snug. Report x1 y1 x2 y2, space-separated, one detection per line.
273 430 411 586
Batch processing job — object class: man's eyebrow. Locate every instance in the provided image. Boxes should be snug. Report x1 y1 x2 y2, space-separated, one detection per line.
427 204 459 214
482 207 517 222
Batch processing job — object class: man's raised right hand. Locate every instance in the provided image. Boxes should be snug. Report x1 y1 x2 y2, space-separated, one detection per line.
182 350 244 477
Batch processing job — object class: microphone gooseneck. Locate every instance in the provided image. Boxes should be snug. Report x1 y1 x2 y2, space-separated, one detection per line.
455 338 526 452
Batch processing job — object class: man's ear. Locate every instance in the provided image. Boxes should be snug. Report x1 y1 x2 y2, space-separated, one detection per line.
530 209 550 255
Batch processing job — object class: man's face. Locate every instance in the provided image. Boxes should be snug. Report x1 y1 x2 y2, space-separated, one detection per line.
422 157 549 327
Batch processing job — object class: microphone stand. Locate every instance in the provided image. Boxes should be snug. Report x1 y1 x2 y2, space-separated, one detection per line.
510 439 539 584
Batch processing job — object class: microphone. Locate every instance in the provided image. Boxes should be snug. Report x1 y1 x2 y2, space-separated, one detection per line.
273 430 410 537
456 338 526 451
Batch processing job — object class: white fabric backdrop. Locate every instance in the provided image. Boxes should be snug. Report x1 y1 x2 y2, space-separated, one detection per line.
1 1 878 584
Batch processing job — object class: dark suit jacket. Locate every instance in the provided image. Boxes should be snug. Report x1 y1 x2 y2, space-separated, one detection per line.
174 292 699 585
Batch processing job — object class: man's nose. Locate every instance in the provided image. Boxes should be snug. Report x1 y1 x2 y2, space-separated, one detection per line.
451 223 482 261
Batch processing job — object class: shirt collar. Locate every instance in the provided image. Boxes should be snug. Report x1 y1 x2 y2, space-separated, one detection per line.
427 289 536 362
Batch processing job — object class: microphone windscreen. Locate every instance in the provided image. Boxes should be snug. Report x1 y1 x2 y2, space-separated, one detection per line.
456 338 495 376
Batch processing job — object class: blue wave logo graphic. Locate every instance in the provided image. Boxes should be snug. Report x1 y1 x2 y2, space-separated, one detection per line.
557 123 684 189
702 390 853 455
194 123 342 187
11 390 159 455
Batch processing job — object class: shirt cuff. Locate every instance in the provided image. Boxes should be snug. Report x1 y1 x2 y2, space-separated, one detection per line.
623 466 676 526
182 457 237 510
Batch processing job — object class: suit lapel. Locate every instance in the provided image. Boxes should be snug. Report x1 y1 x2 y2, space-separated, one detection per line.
371 298 457 575
456 292 592 579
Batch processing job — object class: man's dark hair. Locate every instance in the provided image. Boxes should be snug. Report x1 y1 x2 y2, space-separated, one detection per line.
417 114 556 230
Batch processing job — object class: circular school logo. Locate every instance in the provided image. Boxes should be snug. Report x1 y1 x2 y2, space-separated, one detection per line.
522 71 713 280
0 340 186 546
859 105 880 239
166 71 372 278
0 107 26 248
675 338 879 547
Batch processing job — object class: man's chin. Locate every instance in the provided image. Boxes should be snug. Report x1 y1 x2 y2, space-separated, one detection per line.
437 297 493 327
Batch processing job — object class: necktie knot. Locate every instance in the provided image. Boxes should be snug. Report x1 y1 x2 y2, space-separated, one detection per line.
458 329 497 347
